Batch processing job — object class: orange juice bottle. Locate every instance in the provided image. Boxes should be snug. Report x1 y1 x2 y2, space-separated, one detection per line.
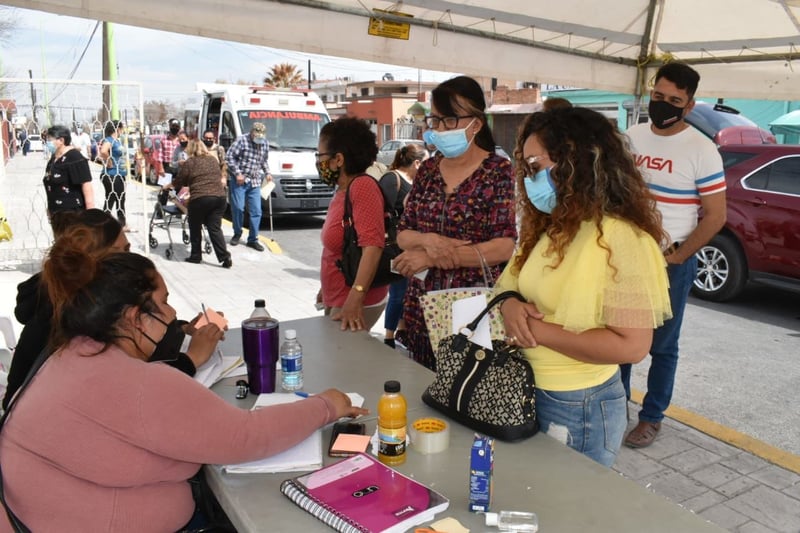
377 380 407 465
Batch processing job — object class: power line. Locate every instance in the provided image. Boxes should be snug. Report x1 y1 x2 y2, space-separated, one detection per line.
45 21 100 105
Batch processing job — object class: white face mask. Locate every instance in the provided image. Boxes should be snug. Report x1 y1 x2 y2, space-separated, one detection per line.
423 118 477 158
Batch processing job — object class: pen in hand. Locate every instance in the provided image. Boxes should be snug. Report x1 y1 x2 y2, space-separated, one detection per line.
294 391 310 398
201 303 210 325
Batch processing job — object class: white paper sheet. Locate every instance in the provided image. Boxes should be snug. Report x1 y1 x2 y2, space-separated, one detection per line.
157 172 172 186
193 352 245 388
224 393 322 473
451 293 492 350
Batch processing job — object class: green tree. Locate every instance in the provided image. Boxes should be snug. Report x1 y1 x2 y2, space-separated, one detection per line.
264 63 304 88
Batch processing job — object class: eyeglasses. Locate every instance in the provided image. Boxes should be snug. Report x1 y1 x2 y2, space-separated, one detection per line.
203 137 215 142
314 151 334 160
522 155 545 175
424 115 474 130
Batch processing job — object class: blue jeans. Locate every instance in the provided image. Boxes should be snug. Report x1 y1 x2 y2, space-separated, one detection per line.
228 180 262 243
536 370 627 467
621 256 697 424
384 277 409 331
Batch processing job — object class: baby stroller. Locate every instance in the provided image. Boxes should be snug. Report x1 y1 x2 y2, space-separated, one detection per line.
148 188 211 259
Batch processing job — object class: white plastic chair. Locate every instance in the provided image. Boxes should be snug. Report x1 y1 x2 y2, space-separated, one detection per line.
0 316 17 404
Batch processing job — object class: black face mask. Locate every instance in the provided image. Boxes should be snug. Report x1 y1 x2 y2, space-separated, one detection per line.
648 100 686 130
170 126 180 135
148 318 186 363
202 139 214 148
179 141 188 148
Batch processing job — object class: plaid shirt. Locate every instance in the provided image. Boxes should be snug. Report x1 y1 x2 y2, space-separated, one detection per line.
159 134 180 164
225 134 270 187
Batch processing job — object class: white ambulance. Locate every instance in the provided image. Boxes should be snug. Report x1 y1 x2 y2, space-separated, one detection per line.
196 83 332 215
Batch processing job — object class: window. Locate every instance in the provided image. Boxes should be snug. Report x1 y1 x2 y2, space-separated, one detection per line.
745 156 800 195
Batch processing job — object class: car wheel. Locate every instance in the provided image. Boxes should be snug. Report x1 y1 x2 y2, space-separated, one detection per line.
692 234 748 302
147 167 157 185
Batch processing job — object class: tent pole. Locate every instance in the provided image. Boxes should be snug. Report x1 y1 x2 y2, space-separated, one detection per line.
632 0 660 125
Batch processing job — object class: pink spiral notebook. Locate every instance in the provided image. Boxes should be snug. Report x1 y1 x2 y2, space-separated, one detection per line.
280 453 449 533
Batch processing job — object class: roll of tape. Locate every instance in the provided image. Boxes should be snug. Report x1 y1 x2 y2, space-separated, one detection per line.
410 417 450 454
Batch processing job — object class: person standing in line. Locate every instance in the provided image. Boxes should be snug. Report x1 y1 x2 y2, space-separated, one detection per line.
158 118 182 179
316 117 388 331
173 140 232 268
19 130 29 157
225 122 272 251
201 129 227 184
497 107 672 467
42 125 95 225
393 76 517 370
74 126 92 159
171 130 190 170
621 62 727 448
98 120 128 229
378 144 429 349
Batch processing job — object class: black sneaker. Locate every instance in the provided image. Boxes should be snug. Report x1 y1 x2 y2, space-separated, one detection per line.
246 241 265 252
384 338 396 349
184 256 202 264
230 236 241 246
221 258 233 269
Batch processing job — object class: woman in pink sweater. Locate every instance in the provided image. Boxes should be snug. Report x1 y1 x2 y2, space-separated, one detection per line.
0 232 366 532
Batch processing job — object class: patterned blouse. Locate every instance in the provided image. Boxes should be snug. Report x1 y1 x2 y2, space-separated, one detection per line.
398 152 517 369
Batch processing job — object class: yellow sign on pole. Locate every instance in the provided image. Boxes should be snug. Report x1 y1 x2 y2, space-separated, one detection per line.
368 9 413 41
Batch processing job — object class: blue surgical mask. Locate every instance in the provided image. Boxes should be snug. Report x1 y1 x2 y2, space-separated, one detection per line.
523 167 557 214
46 141 56 153
422 118 476 158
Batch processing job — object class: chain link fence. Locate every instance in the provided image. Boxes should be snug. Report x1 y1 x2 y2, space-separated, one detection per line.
0 78 146 268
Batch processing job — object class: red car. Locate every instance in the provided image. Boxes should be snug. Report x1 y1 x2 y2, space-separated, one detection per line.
692 144 800 301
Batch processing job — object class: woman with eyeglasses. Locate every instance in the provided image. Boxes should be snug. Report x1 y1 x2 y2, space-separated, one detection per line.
495 107 672 467
392 76 517 370
316 117 389 332
0 245 366 531
172 139 232 268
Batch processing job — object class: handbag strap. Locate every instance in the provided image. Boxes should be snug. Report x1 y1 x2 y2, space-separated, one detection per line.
444 245 492 290
463 290 526 333
0 348 50 533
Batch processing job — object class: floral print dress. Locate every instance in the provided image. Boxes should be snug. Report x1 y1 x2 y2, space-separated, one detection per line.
398 152 517 370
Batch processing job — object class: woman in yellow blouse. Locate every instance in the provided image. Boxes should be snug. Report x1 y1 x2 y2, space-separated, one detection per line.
497 107 672 467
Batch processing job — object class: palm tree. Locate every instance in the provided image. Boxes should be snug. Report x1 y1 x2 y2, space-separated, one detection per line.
264 63 305 88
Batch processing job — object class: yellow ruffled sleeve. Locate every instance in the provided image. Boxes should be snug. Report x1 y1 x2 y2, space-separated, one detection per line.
552 218 672 333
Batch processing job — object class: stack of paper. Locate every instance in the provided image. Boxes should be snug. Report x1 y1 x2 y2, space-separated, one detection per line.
193 351 246 388
224 393 323 474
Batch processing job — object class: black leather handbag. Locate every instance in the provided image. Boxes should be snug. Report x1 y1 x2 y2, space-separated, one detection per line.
336 175 403 289
422 290 539 442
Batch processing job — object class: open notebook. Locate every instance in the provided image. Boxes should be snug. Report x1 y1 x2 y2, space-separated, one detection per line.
281 453 449 533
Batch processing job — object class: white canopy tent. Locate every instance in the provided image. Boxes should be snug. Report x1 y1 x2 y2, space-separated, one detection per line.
6 0 800 100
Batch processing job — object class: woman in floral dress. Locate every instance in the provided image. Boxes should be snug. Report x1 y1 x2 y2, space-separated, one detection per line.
394 76 517 370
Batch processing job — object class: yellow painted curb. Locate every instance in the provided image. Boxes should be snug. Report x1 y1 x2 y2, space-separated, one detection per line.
630 389 800 475
220 218 283 255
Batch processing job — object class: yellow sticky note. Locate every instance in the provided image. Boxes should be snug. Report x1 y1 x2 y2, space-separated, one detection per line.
331 434 371 454
195 307 228 329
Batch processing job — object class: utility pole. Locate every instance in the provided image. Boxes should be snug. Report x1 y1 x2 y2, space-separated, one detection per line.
28 69 37 127
102 21 120 123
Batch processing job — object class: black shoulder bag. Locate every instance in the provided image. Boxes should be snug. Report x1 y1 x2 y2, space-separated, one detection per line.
336 175 403 289
422 290 539 442
0 349 50 533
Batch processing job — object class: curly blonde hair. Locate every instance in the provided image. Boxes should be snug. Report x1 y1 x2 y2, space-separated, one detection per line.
512 107 666 274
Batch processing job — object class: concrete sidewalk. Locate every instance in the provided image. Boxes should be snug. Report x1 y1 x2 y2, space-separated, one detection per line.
1 155 799 532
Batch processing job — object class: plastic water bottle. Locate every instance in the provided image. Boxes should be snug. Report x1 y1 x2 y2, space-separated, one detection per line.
250 299 271 319
485 510 539 532
377 380 407 466
280 329 303 391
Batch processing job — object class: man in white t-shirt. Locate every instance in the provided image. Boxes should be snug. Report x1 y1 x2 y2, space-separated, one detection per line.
74 127 93 159
621 63 727 448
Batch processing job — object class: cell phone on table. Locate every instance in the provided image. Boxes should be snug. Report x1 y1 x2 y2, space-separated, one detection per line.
327 421 367 457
